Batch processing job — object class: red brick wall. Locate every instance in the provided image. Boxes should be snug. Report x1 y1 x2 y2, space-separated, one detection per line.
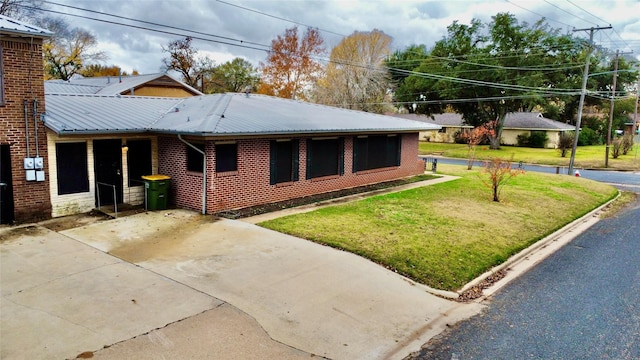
0 37 52 223
159 133 423 214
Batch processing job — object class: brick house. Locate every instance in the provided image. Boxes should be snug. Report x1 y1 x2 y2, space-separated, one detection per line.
0 15 53 224
43 92 439 216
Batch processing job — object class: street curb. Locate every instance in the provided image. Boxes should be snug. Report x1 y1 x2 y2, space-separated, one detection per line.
459 191 621 301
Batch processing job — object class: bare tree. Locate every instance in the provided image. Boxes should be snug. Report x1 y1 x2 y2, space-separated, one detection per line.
315 29 392 113
0 0 43 20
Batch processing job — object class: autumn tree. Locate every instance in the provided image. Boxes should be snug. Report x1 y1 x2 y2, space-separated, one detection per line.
482 157 524 202
460 121 496 169
258 26 325 101
40 17 106 81
205 57 260 93
81 64 139 77
315 29 392 113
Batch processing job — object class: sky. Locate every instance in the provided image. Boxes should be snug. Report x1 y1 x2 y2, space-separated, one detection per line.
39 0 640 75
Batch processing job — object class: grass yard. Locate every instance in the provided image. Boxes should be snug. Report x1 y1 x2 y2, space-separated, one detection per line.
259 164 618 291
419 142 640 170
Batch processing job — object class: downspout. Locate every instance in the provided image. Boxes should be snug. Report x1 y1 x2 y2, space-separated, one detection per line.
33 99 39 157
178 134 207 215
23 99 30 158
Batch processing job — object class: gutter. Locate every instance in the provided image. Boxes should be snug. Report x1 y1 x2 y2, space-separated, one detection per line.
178 134 207 215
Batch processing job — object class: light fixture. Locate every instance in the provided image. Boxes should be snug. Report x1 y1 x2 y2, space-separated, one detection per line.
121 143 128 152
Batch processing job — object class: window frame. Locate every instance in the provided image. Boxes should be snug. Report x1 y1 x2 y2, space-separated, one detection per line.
353 134 401 172
56 142 89 195
215 142 238 173
306 137 344 179
270 139 299 185
186 142 205 173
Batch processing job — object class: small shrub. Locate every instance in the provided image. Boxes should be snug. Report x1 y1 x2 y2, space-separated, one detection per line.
621 134 634 155
528 131 548 148
578 127 598 146
557 132 574 157
481 157 525 202
611 137 622 159
516 133 529 147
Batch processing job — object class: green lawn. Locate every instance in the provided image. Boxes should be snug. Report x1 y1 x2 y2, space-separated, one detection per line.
259 164 617 291
419 142 640 170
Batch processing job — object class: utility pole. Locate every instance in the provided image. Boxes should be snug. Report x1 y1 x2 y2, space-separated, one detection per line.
603 51 634 167
634 74 639 162
568 26 612 176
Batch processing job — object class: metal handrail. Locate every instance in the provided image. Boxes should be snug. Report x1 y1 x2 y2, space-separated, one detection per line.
96 181 118 218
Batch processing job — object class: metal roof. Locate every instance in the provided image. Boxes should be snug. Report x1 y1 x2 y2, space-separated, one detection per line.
0 15 52 37
393 112 574 131
44 94 181 134
45 73 203 96
44 93 438 136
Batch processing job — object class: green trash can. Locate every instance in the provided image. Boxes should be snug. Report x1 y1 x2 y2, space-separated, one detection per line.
142 175 171 210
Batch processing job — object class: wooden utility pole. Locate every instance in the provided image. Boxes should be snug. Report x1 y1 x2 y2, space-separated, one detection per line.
605 50 620 168
568 26 612 176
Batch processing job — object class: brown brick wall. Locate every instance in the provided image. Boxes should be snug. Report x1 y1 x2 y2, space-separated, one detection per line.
158 133 423 214
0 37 52 223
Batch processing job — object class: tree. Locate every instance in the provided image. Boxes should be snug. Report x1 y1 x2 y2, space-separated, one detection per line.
315 29 392 113
257 26 325 101
394 13 587 149
460 121 496 169
557 132 574 158
205 57 260 93
81 64 138 77
161 37 212 88
41 17 106 81
0 0 43 20
481 157 524 202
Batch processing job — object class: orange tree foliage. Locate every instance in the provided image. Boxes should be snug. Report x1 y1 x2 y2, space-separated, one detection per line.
257 26 325 101
460 121 496 170
481 157 525 202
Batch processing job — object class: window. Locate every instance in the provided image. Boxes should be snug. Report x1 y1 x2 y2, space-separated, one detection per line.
56 142 89 195
215 143 237 172
186 143 205 172
270 140 299 184
126 140 152 186
438 127 446 133
353 134 401 172
306 138 344 179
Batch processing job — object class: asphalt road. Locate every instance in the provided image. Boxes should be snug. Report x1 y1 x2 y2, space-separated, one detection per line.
425 156 640 192
410 160 640 359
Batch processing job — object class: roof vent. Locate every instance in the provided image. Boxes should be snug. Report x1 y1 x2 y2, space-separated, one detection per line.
174 107 179 112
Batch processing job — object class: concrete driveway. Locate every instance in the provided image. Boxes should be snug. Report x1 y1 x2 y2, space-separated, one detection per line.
56 209 480 359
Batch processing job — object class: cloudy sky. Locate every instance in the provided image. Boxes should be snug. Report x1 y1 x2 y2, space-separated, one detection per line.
41 0 640 75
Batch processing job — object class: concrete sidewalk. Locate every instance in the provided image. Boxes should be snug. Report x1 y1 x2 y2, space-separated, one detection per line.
59 209 481 359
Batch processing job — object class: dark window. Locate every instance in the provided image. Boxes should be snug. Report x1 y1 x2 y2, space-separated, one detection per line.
306 138 344 179
270 140 299 184
353 135 401 172
186 143 205 172
438 127 446 133
215 143 237 172
56 142 89 195
127 140 152 186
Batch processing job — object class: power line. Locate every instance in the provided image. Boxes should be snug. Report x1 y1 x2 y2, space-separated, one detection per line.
542 0 599 26
215 0 347 38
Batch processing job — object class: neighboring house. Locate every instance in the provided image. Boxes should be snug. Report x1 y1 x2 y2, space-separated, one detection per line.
45 73 203 97
393 112 574 148
43 92 438 216
391 113 469 143
0 15 53 224
624 113 639 136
